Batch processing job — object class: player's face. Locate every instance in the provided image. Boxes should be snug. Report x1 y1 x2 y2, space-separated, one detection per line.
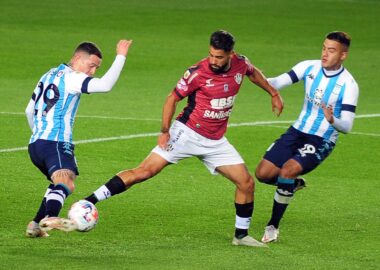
208 46 232 73
77 54 102 76
321 39 347 70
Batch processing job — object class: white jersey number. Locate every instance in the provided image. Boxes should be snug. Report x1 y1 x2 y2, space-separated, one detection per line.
298 144 316 157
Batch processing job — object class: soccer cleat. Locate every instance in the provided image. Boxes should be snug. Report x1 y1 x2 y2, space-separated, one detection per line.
25 221 49 238
232 235 267 247
261 225 279 243
294 177 306 192
39 216 78 232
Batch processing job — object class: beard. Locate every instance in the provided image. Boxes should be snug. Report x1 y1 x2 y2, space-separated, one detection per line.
209 63 229 74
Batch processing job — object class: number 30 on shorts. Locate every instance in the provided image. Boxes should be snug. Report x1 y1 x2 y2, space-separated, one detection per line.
298 144 316 157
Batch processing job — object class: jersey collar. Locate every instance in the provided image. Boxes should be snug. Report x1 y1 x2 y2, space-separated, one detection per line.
322 65 344 78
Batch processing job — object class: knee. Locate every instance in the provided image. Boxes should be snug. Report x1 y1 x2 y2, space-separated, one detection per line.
279 167 298 179
239 175 254 193
279 160 303 179
255 166 269 183
51 169 76 193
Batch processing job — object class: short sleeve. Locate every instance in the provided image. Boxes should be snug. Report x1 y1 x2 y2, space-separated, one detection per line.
173 66 201 100
288 60 317 83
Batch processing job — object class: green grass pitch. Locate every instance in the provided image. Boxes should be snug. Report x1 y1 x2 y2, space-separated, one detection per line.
0 0 379 269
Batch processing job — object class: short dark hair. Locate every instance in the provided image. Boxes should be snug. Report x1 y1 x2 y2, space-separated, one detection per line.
210 30 235 52
74 42 102 59
326 31 351 50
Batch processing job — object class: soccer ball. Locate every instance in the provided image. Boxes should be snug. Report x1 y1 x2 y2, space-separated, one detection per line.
68 200 99 232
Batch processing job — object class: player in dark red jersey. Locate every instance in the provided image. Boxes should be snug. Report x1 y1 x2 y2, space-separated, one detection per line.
48 30 283 246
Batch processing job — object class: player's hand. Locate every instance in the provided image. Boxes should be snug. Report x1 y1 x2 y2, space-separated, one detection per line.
158 132 170 150
322 102 334 123
272 94 284 117
116 40 133 57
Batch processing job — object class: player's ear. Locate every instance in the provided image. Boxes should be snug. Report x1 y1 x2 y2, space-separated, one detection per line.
227 50 233 60
71 53 81 64
340 51 348 61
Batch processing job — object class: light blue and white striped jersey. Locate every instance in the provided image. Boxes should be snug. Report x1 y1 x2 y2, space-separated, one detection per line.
288 60 359 143
29 64 92 144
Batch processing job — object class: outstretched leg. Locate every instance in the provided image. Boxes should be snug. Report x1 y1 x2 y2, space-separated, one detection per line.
86 153 169 204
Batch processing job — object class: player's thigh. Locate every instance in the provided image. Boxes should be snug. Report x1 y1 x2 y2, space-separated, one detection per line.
263 127 300 168
255 159 280 180
216 163 252 187
280 159 304 179
28 140 79 181
200 137 245 175
28 141 50 179
138 152 170 176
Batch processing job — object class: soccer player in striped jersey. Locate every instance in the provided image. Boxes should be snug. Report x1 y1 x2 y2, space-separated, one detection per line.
25 39 132 237
255 31 359 243
53 30 283 247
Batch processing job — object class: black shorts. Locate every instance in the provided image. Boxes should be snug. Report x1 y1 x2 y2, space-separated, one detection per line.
28 139 79 180
263 126 335 174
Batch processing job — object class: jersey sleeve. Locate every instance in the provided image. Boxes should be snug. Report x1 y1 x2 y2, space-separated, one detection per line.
87 55 126 93
243 56 254 76
341 77 359 111
236 54 254 76
287 60 317 83
172 66 200 100
65 71 93 95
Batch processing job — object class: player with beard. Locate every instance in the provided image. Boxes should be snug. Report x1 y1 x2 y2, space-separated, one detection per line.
46 30 283 247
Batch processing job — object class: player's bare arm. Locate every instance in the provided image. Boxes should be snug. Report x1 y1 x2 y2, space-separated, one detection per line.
248 66 284 116
158 93 179 149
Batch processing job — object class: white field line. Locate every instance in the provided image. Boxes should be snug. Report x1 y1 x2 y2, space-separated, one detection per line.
0 114 379 153
2 111 380 121
0 111 161 122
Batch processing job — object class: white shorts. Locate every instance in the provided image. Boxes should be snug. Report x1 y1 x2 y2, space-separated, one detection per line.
152 121 244 175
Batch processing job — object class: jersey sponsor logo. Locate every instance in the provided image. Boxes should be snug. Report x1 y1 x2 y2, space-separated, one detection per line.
234 73 242 84
176 78 188 91
203 108 232 119
206 78 214 87
103 190 111 199
210 95 236 109
306 88 324 107
314 88 323 101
